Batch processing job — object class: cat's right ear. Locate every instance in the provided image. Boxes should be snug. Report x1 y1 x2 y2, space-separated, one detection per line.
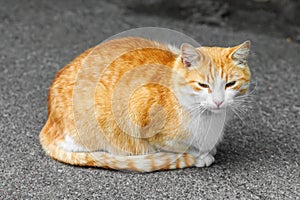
181 43 201 68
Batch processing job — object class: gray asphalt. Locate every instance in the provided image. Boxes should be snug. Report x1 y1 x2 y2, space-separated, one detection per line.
0 0 299 199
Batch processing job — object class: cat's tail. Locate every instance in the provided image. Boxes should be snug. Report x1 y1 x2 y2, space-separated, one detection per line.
40 123 195 172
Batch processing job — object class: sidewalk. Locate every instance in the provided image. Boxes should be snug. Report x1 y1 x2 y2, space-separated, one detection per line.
0 0 299 199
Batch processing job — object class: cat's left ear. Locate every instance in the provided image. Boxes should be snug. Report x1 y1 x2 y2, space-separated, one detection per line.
229 40 251 66
181 43 201 68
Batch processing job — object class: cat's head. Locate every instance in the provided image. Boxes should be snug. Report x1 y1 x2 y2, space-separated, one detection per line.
175 41 251 112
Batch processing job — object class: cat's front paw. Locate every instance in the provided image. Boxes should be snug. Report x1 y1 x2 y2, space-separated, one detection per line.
195 154 215 167
210 147 217 156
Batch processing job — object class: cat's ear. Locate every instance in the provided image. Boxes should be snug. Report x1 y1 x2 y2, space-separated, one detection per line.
229 40 251 66
181 43 201 67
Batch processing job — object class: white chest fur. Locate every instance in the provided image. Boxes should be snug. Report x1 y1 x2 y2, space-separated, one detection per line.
186 110 227 155
174 84 229 156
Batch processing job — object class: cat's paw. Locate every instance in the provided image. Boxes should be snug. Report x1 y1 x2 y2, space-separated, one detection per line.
195 154 215 167
210 147 217 156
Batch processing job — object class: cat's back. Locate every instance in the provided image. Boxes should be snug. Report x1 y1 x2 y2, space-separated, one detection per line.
50 37 168 89
53 37 164 80
48 37 167 104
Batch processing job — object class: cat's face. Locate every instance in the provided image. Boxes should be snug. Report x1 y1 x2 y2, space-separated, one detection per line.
178 41 251 112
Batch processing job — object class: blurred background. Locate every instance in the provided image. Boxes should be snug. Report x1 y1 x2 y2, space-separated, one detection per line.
115 0 300 42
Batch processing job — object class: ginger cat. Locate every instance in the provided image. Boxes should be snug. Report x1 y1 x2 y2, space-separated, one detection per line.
40 37 251 172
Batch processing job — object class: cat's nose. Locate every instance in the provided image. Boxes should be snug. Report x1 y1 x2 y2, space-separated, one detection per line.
214 101 223 108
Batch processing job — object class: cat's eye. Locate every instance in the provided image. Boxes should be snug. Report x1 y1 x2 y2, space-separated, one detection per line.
225 81 236 88
198 82 209 88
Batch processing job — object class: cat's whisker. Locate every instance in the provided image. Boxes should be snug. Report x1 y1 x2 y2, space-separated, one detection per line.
234 97 254 103
189 106 207 113
229 97 255 126
230 106 246 124
188 107 207 119
234 98 253 102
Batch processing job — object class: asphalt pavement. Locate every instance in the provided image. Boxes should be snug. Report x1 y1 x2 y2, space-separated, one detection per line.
0 0 299 199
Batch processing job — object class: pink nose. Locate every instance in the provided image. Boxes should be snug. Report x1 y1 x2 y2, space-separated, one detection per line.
214 101 223 108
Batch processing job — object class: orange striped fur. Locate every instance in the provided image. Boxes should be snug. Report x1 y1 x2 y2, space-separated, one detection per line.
40 37 251 172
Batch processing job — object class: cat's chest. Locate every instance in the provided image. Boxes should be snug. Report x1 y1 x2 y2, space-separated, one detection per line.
184 110 227 153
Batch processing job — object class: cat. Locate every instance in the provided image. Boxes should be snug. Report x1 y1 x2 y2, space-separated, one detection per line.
39 37 251 172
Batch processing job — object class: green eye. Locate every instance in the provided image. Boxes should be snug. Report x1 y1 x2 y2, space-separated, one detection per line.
225 81 236 88
198 82 209 88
